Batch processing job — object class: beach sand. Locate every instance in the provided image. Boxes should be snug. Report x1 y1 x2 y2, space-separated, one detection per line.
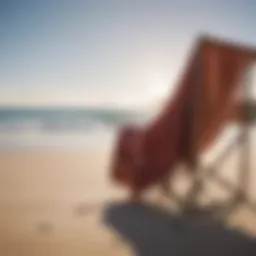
1 146 256 255
0 148 131 255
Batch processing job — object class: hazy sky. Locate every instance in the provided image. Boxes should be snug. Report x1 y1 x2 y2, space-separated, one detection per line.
0 1 256 108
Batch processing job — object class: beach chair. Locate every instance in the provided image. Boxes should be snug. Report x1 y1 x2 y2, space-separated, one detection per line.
161 36 256 218
110 35 256 219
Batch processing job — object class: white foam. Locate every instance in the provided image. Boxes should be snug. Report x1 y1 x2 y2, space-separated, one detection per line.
0 125 117 151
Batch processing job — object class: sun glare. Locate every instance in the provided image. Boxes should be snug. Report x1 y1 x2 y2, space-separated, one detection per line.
147 72 172 101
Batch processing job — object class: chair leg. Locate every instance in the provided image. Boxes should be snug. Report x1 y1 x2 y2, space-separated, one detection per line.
212 194 243 222
180 170 204 214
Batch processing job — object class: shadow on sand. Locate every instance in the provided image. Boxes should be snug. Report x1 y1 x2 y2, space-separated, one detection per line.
102 201 256 256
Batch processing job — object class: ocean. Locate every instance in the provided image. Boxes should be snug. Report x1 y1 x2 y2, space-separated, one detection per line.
1 107 255 158
0 107 149 151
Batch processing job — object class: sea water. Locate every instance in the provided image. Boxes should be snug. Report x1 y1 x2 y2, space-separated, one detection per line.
0 107 149 151
1 107 256 154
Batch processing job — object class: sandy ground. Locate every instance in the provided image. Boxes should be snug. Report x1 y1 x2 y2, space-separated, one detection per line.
1 145 256 255
0 148 131 255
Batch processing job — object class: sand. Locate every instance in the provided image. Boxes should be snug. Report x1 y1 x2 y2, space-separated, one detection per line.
1 146 256 256
0 148 131 255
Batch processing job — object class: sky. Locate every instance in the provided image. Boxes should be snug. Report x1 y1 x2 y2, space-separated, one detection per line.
0 0 256 109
